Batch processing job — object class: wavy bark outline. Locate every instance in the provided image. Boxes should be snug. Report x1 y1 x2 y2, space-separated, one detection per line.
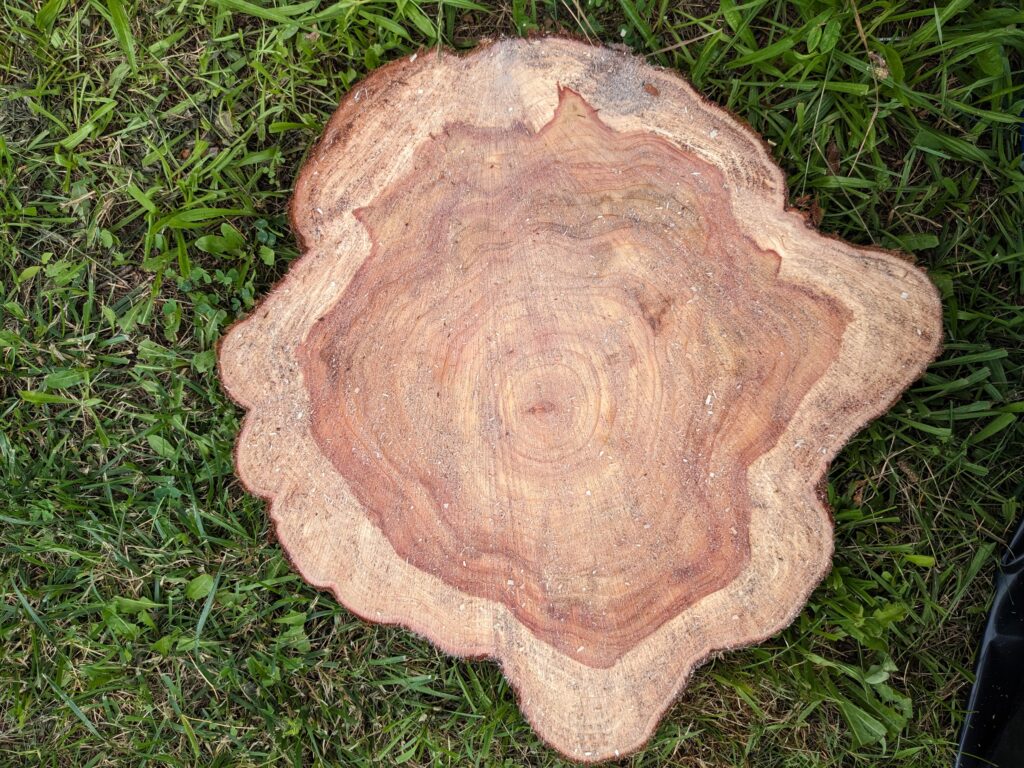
219 38 942 762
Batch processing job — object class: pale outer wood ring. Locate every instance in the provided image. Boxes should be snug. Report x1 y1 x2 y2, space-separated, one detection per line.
218 37 942 761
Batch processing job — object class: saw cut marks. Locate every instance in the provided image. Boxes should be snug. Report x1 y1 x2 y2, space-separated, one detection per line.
299 88 849 667
219 37 942 762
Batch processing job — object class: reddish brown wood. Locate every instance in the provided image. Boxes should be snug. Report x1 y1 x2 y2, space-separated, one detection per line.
219 37 942 762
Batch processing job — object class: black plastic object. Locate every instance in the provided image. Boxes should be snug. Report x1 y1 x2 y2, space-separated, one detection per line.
956 518 1024 768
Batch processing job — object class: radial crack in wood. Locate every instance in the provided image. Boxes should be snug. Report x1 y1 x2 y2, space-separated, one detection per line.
218 37 942 762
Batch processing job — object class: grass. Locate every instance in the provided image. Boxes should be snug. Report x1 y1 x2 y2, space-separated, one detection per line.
1 0 1022 765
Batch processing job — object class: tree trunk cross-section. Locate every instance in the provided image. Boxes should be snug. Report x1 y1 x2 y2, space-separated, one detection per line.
299 87 850 667
219 38 942 762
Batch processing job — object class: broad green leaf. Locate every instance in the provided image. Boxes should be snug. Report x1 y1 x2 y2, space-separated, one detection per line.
147 434 176 459
185 574 215 600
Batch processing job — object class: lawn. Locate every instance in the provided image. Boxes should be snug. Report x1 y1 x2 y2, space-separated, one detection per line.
1 0 1022 765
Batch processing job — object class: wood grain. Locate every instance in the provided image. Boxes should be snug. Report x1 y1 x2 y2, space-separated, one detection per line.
219 37 942 761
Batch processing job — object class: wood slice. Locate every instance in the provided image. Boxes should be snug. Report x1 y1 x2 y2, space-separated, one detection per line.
218 37 942 761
